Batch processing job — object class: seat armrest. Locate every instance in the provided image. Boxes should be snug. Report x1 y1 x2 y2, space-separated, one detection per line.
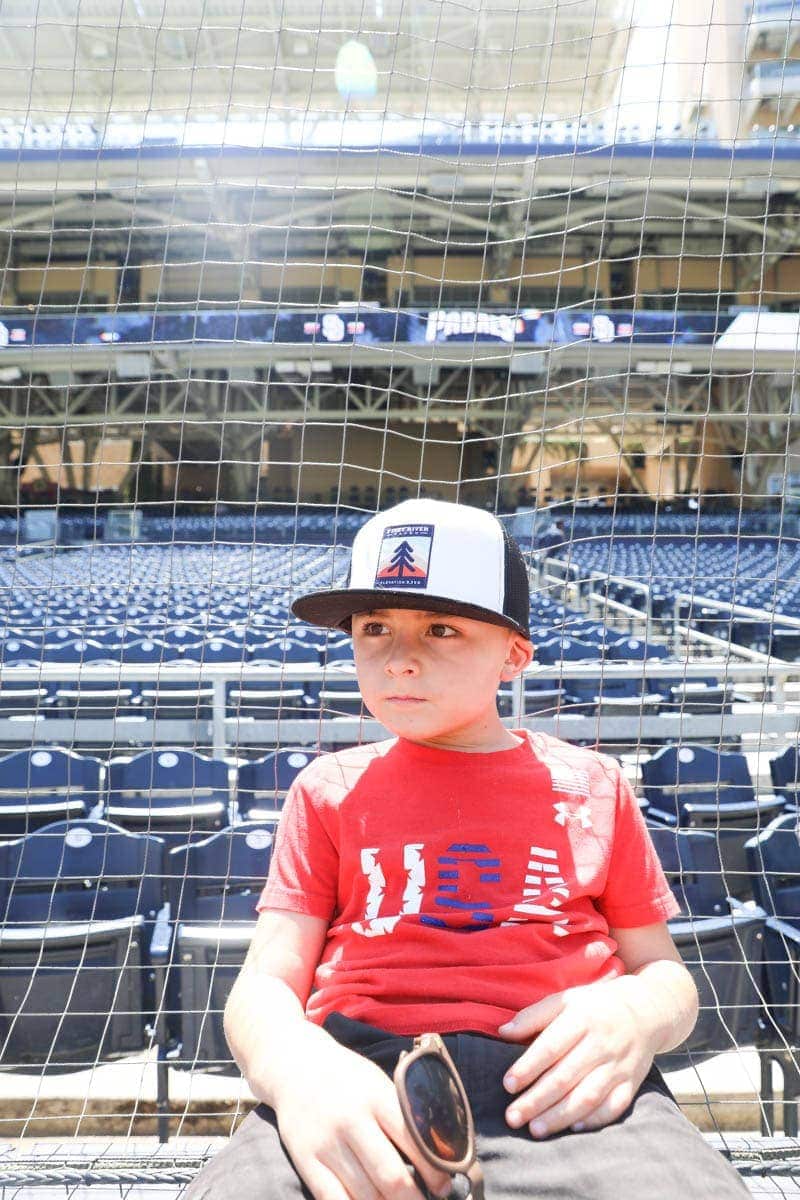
149 902 173 1052
150 901 172 963
681 800 769 819
755 792 783 808
764 914 800 947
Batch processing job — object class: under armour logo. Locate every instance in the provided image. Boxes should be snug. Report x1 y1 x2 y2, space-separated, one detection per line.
553 801 593 829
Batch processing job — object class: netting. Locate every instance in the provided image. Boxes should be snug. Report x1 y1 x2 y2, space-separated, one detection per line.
0 0 797 1178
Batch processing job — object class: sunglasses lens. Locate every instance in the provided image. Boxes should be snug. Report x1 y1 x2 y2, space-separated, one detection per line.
404 1053 470 1163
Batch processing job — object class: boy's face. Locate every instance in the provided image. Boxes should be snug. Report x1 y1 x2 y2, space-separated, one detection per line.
351 607 533 750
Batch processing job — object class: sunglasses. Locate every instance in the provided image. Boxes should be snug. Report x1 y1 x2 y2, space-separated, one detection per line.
394 1033 485 1200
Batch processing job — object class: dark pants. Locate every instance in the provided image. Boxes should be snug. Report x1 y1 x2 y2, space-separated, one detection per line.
182 1012 749 1199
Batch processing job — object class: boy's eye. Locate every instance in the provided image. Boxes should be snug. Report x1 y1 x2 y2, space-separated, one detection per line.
428 623 457 638
359 620 388 636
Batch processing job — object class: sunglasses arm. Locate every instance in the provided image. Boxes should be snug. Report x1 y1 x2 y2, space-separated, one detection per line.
465 1163 485 1200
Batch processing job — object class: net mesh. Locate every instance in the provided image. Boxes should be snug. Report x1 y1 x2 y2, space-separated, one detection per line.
0 0 797 1164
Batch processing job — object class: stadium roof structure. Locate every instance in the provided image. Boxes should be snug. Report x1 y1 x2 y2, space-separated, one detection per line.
0 0 634 124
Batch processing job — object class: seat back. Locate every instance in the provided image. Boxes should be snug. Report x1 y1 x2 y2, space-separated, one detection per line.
167 824 274 1073
642 744 755 813
107 749 229 809
168 823 275 922
646 827 729 917
237 749 318 817
745 812 800 921
0 818 164 925
0 747 102 805
770 745 800 807
658 909 764 1070
0 819 165 1069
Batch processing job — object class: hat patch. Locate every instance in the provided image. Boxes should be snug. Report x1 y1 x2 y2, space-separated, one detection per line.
374 524 434 590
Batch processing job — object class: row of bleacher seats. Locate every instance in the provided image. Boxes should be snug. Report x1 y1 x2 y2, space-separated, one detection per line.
0 788 796 1139
0 629 672 665
555 534 800 619
2 740 797 876
0 504 784 552
0 746 317 844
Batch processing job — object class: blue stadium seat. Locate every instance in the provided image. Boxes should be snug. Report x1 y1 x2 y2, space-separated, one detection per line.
161 625 204 650
645 827 766 1075
0 638 41 665
41 638 116 663
226 684 313 722
769 745 800 811
647 825 730 918
180 638 251 664
248 637 319 665
0 667 56 719
0 818 167 1071
642 744 784 896
0 748 103 837
118 637 182 664
236 749 319 819
104 749 229 846
744 813 800 1136
533 637 601 665
604 637 669 662
152 822 275 1140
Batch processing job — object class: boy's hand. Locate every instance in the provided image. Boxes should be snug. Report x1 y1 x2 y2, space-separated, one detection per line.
273 1036 452 1200
496 975 660 1139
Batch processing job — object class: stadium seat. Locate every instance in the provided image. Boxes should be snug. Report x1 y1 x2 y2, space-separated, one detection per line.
153 823 275 1140
645 828 766 1074
236 749 319 818
0 747 103 837
744 813 800 1136
604 637 669 662
0 818 167 1072
769 745 800 811
248 638 319 665
104 749 229 846
118 638 183 664
180 638 251 664
226 684 312 722
137 681 215 720
642 744 785 897
0 670 55 720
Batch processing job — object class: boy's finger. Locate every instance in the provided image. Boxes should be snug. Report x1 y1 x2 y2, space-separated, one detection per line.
374 1106 451 1199
301 1159 359 1200
504 1041 604 1125
341 1127 422 1200
502 1014 584 1095
572 1080 636 1133
516 1065 617 1139
497 992 565 1040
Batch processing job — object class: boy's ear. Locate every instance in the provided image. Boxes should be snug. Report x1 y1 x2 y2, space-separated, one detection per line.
500 634 534 681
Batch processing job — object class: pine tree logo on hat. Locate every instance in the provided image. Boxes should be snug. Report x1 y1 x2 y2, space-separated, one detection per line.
374 523 434 589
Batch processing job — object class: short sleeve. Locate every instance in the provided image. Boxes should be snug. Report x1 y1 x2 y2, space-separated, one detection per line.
595 767 680 928
257 772 339 921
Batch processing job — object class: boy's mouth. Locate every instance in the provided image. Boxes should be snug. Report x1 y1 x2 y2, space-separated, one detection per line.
385 695 427 703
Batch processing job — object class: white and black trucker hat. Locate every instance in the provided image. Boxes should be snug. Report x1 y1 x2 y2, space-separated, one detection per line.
291 499 531 638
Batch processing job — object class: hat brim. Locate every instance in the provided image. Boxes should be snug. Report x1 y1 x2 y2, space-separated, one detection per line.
291 588 530 639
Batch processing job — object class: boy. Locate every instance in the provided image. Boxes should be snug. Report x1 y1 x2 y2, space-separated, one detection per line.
185 499 748 1200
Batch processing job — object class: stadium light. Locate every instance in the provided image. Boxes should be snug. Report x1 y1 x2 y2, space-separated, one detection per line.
335 40 378 98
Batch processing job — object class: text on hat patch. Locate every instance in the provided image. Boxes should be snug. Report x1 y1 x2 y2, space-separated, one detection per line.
374 524 434 590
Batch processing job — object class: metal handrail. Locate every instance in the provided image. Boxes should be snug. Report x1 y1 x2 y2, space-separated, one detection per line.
672 592 800 655
2 656 798 751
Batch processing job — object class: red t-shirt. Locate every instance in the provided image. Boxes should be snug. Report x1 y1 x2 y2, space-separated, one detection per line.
258 730 679 1036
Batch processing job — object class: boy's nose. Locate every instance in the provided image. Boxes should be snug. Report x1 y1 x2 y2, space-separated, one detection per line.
384 637 420 675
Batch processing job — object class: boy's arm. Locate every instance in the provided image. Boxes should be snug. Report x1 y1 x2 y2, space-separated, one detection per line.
496 921 699 1139
223 908 331 1105
224 909 452 1200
